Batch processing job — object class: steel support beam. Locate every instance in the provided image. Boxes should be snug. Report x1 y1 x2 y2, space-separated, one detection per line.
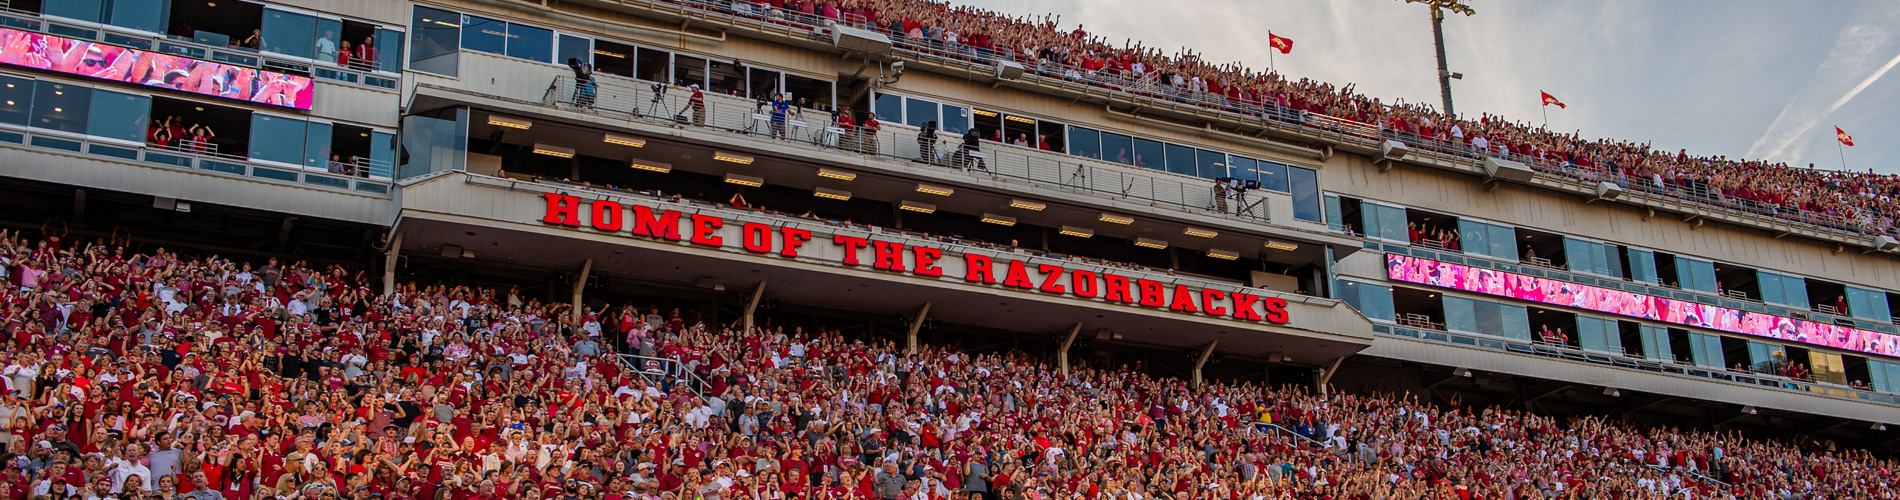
741 281 767 333
1191 341 1218 389
905 302 931 354
1057 323 1082 375
381 232 402 297
571 258 593 321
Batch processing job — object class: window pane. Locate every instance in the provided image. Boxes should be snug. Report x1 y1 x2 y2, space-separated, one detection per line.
1488 225 1517 261
250 114 306 164
261 8 316 58
1133 138 1164 171
1067 126 1100 160
1459 221 1490 259
45 0 105 23
1785 277 1809 309
397 107 467 178
904 97 938 128
369 131 397 178
374 28 405 73
506 23 553 63
1290 166 1321 222
1759 273 1784 306
303 121 333 170
634 48 669 82
314 19 342 64
874 93 903 124
106 0 166 33
409 6 461 76
1227 156 1257 182
1688 333 1723 368
86 90 148 143
940 105 968 134
1473 301 1503 337
1499 305 1530 341
558 34 592 67
30 82 90 134
785 74 833 110
1629 250 1656 284
1443 296 1476 333
1100 132 1132 165
1690 260 1716 294
1196 149 1226 180
1325 195 1343 231
1377 205 1407 242
672 54 706 88
1163 144 1196 177
1363 284 1395 323
1563 238 1594 274
461 15 507 55
1257 160 1289 192
0 76 32 126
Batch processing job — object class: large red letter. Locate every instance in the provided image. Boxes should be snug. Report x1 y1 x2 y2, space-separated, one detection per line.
780 227 812 257
1200 289 1228 316
629 206 681 240
964 254 996 284
542 193 583 226
1001 260 1034 289
1070 269 1099 298
741 223 773 253
872 241 908 272
1136 280 1165 307
689 214 724 247
1102 274 1133 303
1229 293 1265 321
589 200 623 231
833 235 870 266
1036 265 1067 294
1168 285 1200 313
1262 297 1290 324
913 247 943 276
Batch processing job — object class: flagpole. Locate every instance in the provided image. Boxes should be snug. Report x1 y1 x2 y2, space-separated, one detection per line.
1268 31 1275 73
1839 140 1847 171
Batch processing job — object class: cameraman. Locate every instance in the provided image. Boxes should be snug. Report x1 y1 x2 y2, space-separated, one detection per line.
688 84 706 127
958 128 985 171
916 120 938 164
770 93 791 140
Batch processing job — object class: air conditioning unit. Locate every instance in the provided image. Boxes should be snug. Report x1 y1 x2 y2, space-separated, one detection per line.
994 60 1024 80
1875 235 1899 252
1380 140 1410 162
1482 157 1535 183
830 25 892 56
1595 181 1624 200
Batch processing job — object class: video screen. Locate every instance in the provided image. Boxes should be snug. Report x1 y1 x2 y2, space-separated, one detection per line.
0 28 314 110
1387 254 1899 358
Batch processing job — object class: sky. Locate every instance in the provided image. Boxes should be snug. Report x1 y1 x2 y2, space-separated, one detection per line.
957 0 1900 174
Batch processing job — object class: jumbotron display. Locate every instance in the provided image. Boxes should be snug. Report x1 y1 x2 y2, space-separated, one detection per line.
0 28 314 110
1387 254 1900 358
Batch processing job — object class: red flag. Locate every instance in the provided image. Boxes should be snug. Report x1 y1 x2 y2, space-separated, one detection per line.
1268 33 1293 54
1836 126 1855 146
1540 91 1566 109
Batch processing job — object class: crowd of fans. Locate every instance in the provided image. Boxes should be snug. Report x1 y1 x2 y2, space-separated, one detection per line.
668 0 1900 237
4 228 1900 500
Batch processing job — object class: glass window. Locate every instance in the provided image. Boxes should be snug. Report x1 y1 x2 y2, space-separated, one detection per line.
1133 138 1165 171
1163 143 1196 177
1256 160 1289 192
409 6 461 76
1488 225 1516 261
874 93 903 124
1444 296 1476 333
1638 325 1671 361
30 82 90 134
1338 280 1394 323
1499 304 1529 341
1067 126 1100 160
45 0 105 23
461 15 507 56
1628 249 1658 284
1563 238 1595 274
1289 166 1322 222
1375 205 1407 243
106 0 166 33
1458 220 1491 259
1847 286 1890 322
1324 195 1343 232
369 131 397 178
261 8 317 58
1577 317 1621 353
1196 149 1227 180
785 74 833 110
1473 301 1503 337
1687 332 1724 368
0 76 32 126
940 104 968 134
85 90 148 143
250 114 306 165
634 47 669 82
672 54 707 88
374 28 405 73
398 107 468 178
1226 156 1257 182
1784 277 1809 309
303 121 333 170
1746 342 1785 372
506 23 554 63
1100 132 1132 165
314 18 343 64
904 97 938 128
1759 273 1785 306
556 34 592 68
1676 258 1716 293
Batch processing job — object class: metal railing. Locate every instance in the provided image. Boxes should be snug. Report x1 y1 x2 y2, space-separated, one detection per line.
540 75 1278 224
0 127 393 195
617 353 714 401
0 10 399 91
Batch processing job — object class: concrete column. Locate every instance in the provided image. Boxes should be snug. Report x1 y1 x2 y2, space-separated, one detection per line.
1316 356 1348 396
905 302 931 355
381 232 402 297
1191 341 1218 389
741 281 767 333
1057 323 1082 375
571 258 593 321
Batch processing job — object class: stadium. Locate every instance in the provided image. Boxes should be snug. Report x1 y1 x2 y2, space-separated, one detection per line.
0 0 1897 498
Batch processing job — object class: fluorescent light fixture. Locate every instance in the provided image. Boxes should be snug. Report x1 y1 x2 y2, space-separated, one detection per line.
1099 213 1133 225
1206 248 1239 260
532 143 575 158
627 159 672 173
1265 239 1299 251
488 115 532 130
813 187 852 201
1009 199 1046 211
972 109 998 117
713 151 755 164
916 183 954 196
817 167 857 181
1058 226 1094 238
979 213 1016 226
1134 238 1168 249
1004 115 1035 124
898 200 936 213
724 173 764 187
603 133 646 147
1183 227 1218 238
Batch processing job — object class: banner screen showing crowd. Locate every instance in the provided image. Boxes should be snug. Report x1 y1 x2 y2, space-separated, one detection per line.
0 28 314 110
1386 254 1900 359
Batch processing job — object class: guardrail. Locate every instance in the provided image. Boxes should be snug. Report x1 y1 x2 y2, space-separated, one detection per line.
0 11 399 91
538 75 1278 224
0 126 393 195
617 353 714 401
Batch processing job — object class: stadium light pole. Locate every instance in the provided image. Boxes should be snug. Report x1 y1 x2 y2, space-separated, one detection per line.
1401 0 1475 117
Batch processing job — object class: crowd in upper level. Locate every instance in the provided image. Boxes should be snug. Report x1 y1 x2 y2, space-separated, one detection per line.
658 0 1900 237
3 227 1900 499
